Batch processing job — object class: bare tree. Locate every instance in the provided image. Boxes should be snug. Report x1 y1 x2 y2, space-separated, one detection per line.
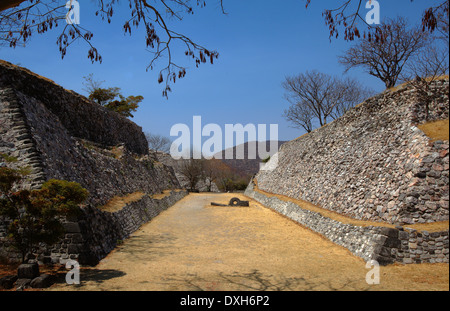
283 71 334 128
283 103 314 133
202 159 221 192
178 159 204 191
402 45 449 83
282 71 372 132
422 0 449 44
338 17 428 89
0 0 224 97
145 133 171 155
403 2 449 82
331 77 375 119
82 73 105 95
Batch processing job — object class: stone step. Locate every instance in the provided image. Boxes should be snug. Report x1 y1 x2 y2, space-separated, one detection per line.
19 149 38 157
14 133 29 141
9 121 26 127
24 155 41 162
17 142 34 149
2 108 21 114
30 167 44 174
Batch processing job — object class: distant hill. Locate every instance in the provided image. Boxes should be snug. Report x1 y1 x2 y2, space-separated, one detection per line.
214 141 287 177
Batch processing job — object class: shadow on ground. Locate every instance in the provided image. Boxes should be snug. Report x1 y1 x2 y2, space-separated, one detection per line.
52 268 127 287
164 269 370 291
113 233 177 262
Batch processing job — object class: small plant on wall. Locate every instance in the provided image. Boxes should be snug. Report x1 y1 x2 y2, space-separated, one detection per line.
0 167 89 263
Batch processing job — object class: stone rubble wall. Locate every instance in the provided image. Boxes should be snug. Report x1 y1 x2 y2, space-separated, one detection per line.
0 82 180 207
245 181 449 265
255 80 449 225
0 87 46 190
0 61 186 265
1 190 187 265
59 190 187 266
0 60 149 155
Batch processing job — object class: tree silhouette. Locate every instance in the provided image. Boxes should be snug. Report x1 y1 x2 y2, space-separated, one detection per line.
0 0 225 97
282 70 373 131
305 0 449 42
338 17 428 89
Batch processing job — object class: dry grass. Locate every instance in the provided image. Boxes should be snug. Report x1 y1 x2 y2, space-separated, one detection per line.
99 191 146 212
388 75 450 93
149 189 184 200
109 146 124 159
99 190 185 212
417 119 449 142
0 59 57 85
253 179 449 232
45 193 448 291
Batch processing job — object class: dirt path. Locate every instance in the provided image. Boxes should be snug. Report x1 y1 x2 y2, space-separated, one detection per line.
49 193 448 291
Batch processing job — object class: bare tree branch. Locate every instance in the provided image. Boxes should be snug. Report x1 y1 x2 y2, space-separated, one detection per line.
0 0 225 97
306 0 449 42
282 71 372 132
338 17 428 89
145 133 172 155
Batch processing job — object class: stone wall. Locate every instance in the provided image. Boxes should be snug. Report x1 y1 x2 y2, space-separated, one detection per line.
58 190 187 266
245 181 449 265
0 60 148 155
0 87 46 190
255 79 449 225
2 190 187 265
0 60 186 265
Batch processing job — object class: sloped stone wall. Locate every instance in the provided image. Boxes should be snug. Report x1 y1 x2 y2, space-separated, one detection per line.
0 61 185 265
16 87 179 206
57 190 187 266
0 60 148 155
255 80 449 225
0 87 46 190
245 181 449 265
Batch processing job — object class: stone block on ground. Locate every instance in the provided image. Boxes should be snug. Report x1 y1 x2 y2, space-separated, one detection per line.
30 274 55 288
0 275 18 290
17 262 40 279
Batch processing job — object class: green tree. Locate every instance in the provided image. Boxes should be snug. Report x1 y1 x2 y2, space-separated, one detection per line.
145 133 172 156
88 87 121 106
104 94 143 118
0 168 89 262
83 74 143 118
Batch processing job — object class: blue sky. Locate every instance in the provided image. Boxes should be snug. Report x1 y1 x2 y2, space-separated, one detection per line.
0 0 439 147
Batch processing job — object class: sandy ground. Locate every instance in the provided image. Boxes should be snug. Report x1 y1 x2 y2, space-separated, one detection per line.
45 193 448 291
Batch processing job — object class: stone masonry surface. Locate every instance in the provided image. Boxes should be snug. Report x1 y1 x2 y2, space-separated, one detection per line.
245 180 449 265
255 79 449 225
0 60 148 155
0 61 185 264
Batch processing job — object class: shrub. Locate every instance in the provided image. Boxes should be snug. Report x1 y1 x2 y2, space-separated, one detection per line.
0 168 89 262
